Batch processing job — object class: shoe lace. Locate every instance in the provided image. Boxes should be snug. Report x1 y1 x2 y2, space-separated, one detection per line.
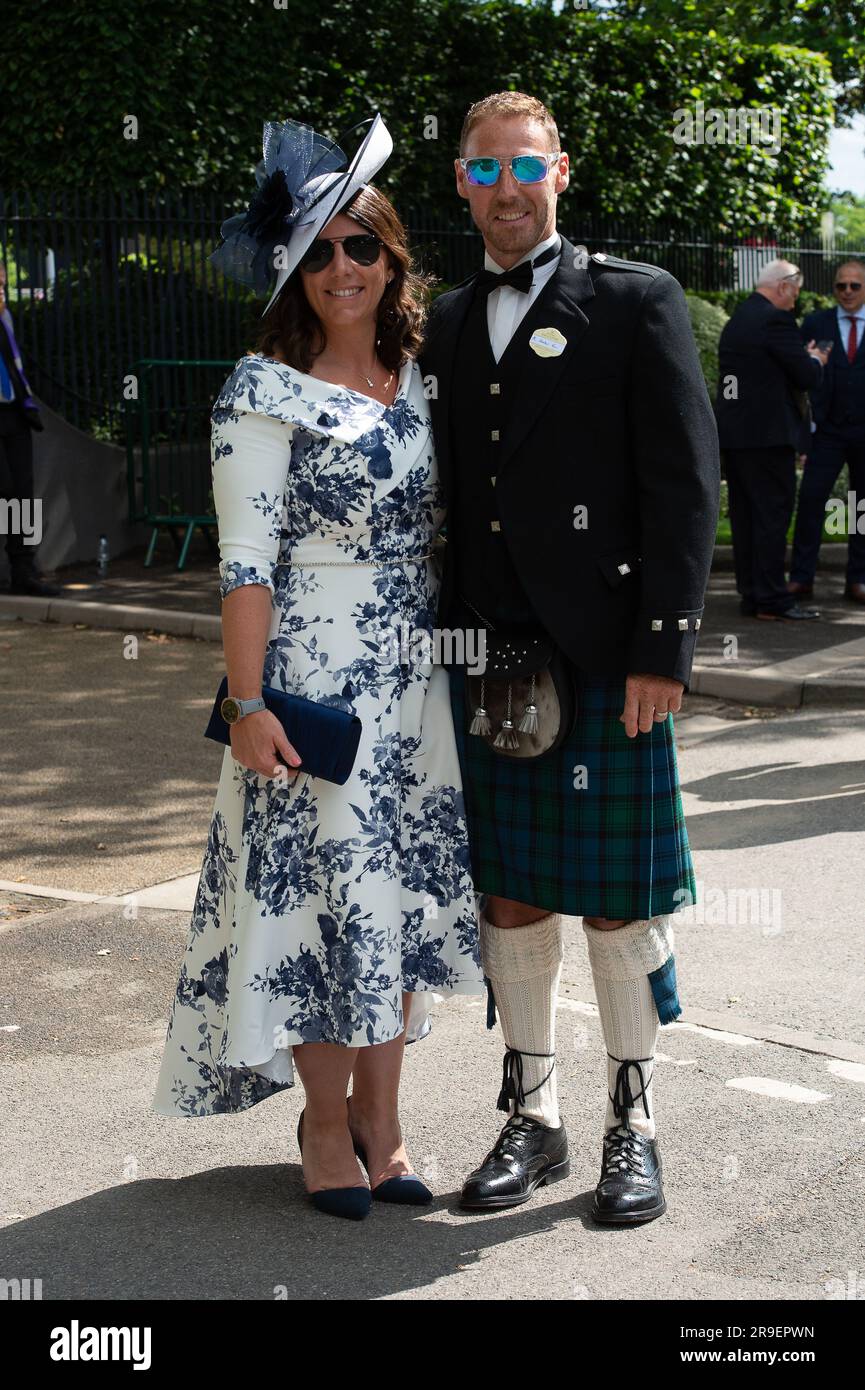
602 1128 646 1176
607 1054 653 1133
496 1046 556 1114
486 1114 543 1164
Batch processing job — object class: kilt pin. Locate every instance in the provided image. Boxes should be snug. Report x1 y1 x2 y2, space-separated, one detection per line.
419 232 721 1222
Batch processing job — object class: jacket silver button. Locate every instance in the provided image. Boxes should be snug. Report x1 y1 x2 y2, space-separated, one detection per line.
617 563 631 575
491 519 501 532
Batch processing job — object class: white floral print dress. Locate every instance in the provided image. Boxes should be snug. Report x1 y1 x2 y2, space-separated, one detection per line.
152 352 484 1117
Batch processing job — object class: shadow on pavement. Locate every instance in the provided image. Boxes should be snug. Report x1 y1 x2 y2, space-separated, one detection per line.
685 760 865 850
0 1167 609 1301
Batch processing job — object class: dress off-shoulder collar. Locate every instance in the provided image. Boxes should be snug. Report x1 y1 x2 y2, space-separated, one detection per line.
212 352 432 492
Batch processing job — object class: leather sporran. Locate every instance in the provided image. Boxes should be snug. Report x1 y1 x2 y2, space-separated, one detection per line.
465 628 578 761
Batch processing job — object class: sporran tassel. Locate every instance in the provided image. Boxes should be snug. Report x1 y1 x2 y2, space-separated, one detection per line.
469 679 492 736
493 683 521 749
518 673 539 734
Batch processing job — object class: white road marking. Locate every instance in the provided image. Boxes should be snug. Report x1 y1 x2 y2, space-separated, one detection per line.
726 1077 831 1103
826 1059 865 1085
667 1022 760 1047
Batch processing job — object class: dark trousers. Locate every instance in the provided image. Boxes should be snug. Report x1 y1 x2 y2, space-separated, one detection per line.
724 446 796 614
790 429 865 585
0 403 38 580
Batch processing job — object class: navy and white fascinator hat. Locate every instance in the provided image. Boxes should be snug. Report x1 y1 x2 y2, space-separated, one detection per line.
209 113 393 315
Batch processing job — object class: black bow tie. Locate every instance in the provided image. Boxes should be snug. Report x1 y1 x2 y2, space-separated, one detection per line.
472 239 561 299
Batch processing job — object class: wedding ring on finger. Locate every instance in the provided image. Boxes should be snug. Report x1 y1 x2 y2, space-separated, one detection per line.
653 710 669 721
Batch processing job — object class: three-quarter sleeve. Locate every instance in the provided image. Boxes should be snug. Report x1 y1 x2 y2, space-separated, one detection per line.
210 408 293 601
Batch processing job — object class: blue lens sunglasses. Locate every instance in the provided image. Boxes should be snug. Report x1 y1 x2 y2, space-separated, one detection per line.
459 153 561 186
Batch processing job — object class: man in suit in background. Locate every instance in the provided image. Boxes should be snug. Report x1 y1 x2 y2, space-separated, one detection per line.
715 259 828 620
0 261 59 596
789 259 865 605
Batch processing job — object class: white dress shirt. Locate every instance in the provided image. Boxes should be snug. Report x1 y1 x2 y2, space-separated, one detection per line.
836 304 865 353
484 229 562 363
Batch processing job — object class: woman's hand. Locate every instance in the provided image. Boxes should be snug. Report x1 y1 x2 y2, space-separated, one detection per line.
229 710 302 781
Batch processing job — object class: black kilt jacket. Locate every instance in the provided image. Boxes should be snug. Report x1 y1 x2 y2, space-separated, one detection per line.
419 236 721 688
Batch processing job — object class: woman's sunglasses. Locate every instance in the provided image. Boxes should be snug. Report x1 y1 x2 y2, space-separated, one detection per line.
459 154 561 187
300 233 383 274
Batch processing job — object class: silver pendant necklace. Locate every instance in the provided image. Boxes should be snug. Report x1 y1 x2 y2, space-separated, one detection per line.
363 366 394 392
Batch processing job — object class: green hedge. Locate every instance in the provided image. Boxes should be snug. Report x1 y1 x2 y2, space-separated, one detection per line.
2 1 834 233
685 292 729 398
697 287 835 318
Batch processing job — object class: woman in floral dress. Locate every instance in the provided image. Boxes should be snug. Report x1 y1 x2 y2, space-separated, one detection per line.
152 148 484 1217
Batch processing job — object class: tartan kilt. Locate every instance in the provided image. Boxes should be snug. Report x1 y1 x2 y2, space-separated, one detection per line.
448 662 695 921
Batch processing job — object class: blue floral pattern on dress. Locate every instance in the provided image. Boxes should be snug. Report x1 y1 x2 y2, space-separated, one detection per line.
153 353 484 1118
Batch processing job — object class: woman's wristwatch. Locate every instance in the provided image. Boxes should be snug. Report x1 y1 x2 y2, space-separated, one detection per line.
220 694 266 724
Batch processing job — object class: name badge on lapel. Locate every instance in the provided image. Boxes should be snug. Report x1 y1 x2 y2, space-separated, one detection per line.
529 327 567 358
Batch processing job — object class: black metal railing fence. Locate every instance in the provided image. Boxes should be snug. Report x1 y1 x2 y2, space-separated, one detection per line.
2 188 862 441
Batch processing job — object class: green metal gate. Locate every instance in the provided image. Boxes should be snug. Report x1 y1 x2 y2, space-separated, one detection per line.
125 358 235 569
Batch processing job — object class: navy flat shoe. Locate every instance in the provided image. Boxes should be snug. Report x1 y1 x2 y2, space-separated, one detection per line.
353 1137 433 1206
370 1175 434 1206
297 1110 371 1221
308 1185 373 1220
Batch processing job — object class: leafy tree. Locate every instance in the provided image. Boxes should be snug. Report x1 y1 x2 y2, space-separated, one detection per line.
828 192 865 240
0 0 834 233
600 1 865 121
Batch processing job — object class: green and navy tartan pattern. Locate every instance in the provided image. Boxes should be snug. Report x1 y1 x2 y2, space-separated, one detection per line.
448 663 696 924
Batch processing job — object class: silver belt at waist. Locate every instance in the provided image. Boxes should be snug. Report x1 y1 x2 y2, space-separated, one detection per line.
276 550 434 568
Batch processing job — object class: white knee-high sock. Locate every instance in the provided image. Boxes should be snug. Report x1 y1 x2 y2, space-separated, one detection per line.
582 916 676 1140
480 911 563 1129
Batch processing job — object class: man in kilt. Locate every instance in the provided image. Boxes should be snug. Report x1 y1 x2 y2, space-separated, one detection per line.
420 92 720 1224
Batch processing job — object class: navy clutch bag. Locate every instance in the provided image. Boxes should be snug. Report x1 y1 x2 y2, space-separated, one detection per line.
205 675 362 786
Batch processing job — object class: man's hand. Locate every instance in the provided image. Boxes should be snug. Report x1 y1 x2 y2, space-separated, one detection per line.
619 672 684 737
805 338 830 366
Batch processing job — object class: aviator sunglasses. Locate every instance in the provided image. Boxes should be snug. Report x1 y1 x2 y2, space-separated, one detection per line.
300 233 383 273
835 280 863 291
459 153 561 186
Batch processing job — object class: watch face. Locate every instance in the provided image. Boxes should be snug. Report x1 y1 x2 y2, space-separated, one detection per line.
221 697 241 724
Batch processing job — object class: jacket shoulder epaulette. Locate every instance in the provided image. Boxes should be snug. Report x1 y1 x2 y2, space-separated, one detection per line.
587 252 663 278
